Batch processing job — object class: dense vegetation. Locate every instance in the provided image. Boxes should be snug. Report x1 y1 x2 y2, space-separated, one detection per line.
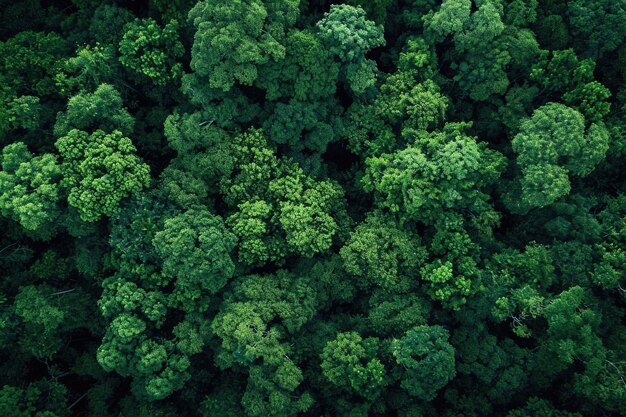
0 0 625 416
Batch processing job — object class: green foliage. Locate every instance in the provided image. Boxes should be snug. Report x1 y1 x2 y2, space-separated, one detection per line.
188 0 298 91
54 84 134 137
362 123 505 223
591 195 626 291
376 77 448 132
391 325 455 400
507 103 609 212
55 44 120 96
423 0 471 43
341 211 427 291
0 143 61 231
255 29 339 101
316 4 385 93
0 382 66 417
263 99 343 153
212 270 316 415
506 398 581 417
0 31 68 97
221 129 347 266
567 0 626 59
562 81 611 124
152 207 237 297
367 290 431 336
89 4 134 45
503 0 538 27
55 129 150 221
4 96 41 131
320 332 387 400
13 285 65 358
420 258 475 310
0 2 624 416
530 49 595 94
99 197 216 401
345 0 396 25
119 18 184 86
452 1 511 101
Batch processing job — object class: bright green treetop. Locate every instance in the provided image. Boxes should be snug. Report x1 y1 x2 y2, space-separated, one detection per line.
55 129 150 221
0 142 61 231
119 18 184 86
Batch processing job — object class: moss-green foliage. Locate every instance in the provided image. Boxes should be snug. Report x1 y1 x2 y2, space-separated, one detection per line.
0 1 624 416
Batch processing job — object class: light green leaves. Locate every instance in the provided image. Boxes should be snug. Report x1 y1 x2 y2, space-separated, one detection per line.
56 129 150 221
362 123 505 223
316 4 385 93
320 332 387 400
119 18 184 85
0 142 61 231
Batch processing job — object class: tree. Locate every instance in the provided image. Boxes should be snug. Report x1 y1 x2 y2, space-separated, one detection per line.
119 18 184 86
451 1 511 101
320 332 387 400
221 129 347 266
0 31 68 97
98 196 216 401
362 123 505 224
376 78 448 132
262 98 343 154
507 103 609 212
53 84 134 137
211 270 317 416
391 325 455 401
340 211 427 291
55 129 150 221
506 397 581 417
255 29 339 101
422 0 471 44
316 4 385 93
4 95 41 132
13 285 65 358
188 0 298 91
89 4 134 45
367 290 431 336
1 1 625 415
0 381 67 417
567 0 626 59
451 324 528 405
55 44 120 96
345 0 396 25
530 49 595 94
0 143 61 232
591 195 626 291
503 0 538 27
152 207 237 299
562 81 611 124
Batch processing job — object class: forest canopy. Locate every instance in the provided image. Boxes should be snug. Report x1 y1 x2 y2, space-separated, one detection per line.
0 0 625 416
